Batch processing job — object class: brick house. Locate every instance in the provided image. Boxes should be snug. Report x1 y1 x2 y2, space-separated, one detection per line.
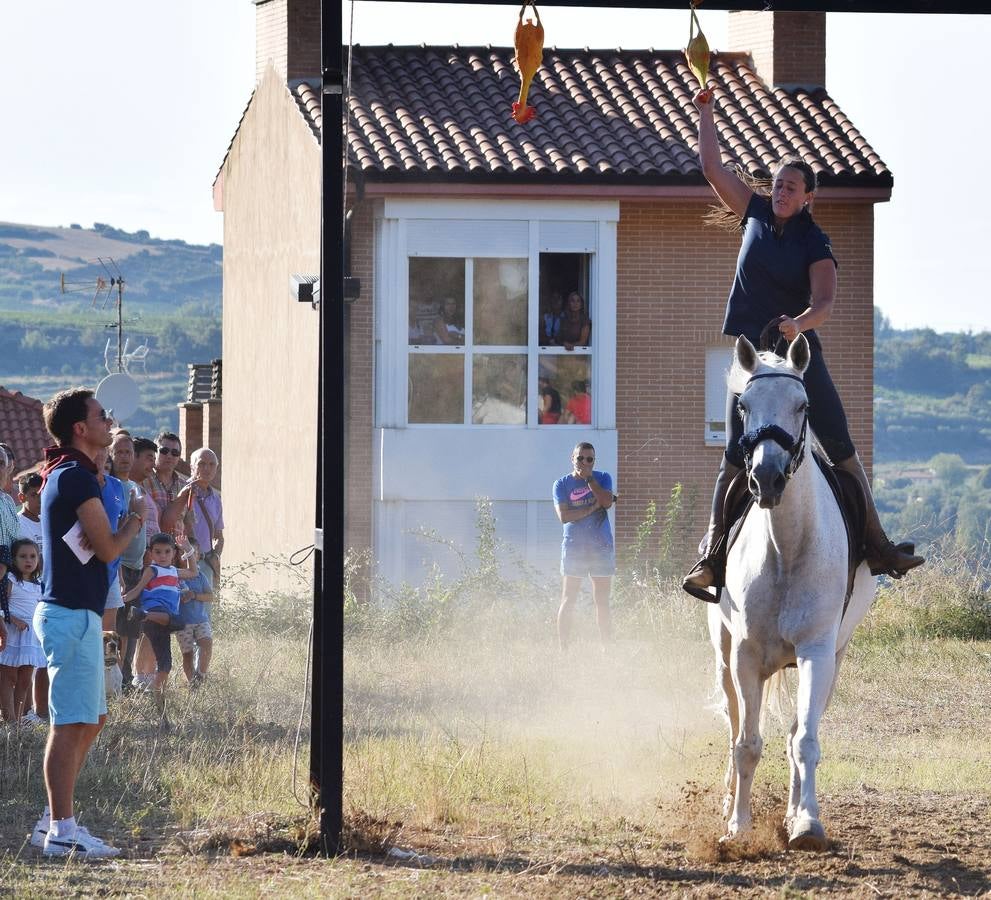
215 3 888 589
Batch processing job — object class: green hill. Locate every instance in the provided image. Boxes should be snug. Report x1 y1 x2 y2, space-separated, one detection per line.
0 221 221 436
874 309 991 465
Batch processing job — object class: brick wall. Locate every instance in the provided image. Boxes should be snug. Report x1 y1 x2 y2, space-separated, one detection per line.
255 0 288 82
286 0 320 82
203 399 223 485
178 403 204 460
255 0 320 83
221 67 322 592
614 197 875 558
727 11 825 88
222 65 373 590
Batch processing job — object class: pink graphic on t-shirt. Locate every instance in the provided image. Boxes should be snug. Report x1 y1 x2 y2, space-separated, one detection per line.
569 485 592 502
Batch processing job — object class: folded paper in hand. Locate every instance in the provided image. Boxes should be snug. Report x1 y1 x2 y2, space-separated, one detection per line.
62 521 95 565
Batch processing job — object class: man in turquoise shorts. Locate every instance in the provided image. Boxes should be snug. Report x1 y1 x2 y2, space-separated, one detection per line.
31 389 144 858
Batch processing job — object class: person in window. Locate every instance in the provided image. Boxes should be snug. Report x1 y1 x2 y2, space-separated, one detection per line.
433 297 465 345
555 291 591 350
408 301 436 345
682 87 923 603
540 291 564 346
538 376 562 424
562 380 591 425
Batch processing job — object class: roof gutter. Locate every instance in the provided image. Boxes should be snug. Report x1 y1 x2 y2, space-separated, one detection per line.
358 182 892 203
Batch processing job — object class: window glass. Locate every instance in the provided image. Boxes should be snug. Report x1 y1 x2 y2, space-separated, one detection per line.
406 249 596 426
409 354 464 424
539 253 591 347
409 258 465 346
472 354 527 424
538 355 592 425
473 258 528 346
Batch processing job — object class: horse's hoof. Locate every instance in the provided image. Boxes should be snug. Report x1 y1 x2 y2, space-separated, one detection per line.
788 817 828 852
721 819 751 843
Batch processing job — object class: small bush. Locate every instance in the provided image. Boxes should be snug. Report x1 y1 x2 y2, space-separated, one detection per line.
857 536 991 644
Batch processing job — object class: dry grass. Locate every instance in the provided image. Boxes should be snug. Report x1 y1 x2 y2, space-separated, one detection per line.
1 570 990 896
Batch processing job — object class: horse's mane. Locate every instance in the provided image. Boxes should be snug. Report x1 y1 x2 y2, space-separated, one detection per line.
726 350 801 395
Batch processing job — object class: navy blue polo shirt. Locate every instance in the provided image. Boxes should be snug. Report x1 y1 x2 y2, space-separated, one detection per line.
723 194 837 349
41 461 109 615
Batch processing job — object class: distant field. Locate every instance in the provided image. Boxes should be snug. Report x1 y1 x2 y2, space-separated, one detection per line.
0 220 164 271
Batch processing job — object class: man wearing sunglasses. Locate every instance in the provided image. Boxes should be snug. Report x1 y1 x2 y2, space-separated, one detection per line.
553 442 617 651
33 389 144 857
142 432 187 539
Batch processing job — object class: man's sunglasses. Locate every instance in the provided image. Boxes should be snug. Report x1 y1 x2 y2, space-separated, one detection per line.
576 455 595 463
158 447 181 457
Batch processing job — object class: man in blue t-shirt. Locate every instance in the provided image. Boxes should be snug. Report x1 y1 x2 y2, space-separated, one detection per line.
552 441 617 650
31 389 145 859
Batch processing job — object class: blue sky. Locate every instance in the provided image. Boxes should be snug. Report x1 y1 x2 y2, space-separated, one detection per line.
2 3 988 332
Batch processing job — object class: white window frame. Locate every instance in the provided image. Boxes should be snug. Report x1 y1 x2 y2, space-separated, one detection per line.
375 199 618 433
705 345 734 445
372 199 619 585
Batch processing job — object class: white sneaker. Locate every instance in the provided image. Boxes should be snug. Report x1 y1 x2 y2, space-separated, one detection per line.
30 816 49 848
20 710 46 726
43 827 121 858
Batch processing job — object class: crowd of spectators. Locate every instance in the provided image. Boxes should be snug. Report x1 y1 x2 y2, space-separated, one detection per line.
0 389 224 857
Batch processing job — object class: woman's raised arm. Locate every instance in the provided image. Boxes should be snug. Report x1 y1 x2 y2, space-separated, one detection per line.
694 89 752 220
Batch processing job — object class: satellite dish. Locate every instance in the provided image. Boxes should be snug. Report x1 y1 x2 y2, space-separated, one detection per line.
96 373 140 423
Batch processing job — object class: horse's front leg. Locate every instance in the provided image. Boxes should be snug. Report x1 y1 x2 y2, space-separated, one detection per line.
716 622 739 819
785 715 800 827
788 640 837 851
724 642 763 840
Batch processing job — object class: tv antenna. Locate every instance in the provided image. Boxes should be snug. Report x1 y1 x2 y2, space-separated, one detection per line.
59 258 139 374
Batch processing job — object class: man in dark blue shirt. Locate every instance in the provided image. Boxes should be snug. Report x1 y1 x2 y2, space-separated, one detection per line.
31 388 144 858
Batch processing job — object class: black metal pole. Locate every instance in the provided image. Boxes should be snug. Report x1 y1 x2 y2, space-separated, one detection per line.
313 0 345 854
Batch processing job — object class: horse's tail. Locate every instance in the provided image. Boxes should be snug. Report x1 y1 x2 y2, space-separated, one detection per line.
760 669 792 731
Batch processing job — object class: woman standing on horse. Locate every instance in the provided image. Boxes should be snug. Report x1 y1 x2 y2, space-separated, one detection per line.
683 88 923 601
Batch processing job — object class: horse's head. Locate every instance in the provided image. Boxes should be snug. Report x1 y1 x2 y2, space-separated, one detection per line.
731 334 811 509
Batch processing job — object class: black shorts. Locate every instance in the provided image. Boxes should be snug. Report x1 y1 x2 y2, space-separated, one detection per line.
725 341 856 468
142 622 172 673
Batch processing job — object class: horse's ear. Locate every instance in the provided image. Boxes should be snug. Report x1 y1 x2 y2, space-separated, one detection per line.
735 335 759 373
787 333 811 375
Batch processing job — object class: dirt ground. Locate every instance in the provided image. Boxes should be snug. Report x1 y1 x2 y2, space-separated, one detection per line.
6 786 990 897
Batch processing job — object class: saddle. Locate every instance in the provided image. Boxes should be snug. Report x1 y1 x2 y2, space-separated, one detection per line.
706 453 868 614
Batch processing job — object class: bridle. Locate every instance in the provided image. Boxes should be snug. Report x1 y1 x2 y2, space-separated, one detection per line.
737 371 809 481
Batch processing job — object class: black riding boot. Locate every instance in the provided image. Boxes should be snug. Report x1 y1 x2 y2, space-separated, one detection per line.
682 457 741 603
836 453 924 577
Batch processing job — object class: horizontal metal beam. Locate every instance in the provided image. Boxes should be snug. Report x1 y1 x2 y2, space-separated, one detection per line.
365 1 991 12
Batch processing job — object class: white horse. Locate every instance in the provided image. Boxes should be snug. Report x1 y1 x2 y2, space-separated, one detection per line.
709 334 878 851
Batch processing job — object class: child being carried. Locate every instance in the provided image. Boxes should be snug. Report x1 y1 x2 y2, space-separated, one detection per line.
122 532 198 711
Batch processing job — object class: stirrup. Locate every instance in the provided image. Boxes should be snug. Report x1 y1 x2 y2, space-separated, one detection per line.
682 559 722 604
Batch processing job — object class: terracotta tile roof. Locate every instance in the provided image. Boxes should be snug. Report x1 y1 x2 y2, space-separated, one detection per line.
0 387 50 474
294 45 890 188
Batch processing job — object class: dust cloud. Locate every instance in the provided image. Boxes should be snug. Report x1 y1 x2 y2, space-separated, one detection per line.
343 582 771 852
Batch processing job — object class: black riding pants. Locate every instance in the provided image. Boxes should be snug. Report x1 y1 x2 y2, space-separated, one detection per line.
724 340 856 468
